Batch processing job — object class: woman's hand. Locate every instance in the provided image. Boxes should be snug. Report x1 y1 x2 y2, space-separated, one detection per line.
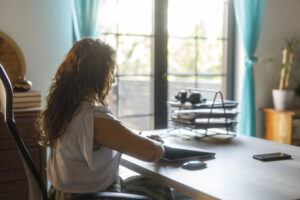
146 135 164 144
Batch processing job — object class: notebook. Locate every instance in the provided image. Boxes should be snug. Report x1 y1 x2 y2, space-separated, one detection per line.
162 145 215 162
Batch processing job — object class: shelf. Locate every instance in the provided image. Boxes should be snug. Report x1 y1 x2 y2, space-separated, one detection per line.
260 108 300 115
261 107 300 145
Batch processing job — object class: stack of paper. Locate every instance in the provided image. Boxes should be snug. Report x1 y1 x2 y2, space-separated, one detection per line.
13 90 41 109
168 99 238 129
171 109 238 119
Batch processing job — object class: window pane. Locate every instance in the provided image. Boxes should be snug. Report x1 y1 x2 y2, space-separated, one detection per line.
120 115 153 130
98 0 118 33
117 36 152 75
118 76 152 116
167 0 228 106
98 0 153 35
168 38 196 74
117 0 153 35
106 85 118 115
168 0 226 38
197 39 223 73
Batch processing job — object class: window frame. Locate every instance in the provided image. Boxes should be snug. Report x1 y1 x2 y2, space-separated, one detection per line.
154 0 168 129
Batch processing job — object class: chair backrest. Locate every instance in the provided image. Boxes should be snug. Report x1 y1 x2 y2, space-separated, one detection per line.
0 64 47 200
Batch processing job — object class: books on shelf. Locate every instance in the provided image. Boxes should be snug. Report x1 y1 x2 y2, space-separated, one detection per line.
13 96 41 103
13 102 41 109
13 90 41 109
13 90 41 97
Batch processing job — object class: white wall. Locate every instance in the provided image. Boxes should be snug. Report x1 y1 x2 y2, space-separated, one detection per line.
0 0 72 104
236 0 300 138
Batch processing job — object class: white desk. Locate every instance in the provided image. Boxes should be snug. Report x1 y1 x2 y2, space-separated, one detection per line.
121 129 300 200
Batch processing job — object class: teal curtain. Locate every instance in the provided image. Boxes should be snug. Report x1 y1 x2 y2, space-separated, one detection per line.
234 0 265 136
71 0 101 41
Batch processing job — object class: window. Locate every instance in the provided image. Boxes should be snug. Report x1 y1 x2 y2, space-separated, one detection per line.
97 0 234 130
98 0 154 130
168 0 230 99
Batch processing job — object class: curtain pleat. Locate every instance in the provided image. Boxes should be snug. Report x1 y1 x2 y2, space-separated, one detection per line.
71 0 101 41
234 0 266 136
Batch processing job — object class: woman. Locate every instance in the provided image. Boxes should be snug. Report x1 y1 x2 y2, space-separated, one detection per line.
37 38 174 200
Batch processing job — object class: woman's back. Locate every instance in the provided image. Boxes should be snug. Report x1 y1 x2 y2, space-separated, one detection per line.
47 101 121 193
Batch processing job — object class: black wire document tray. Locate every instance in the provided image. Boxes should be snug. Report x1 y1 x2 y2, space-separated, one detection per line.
167 88 238 139
162 145 215 162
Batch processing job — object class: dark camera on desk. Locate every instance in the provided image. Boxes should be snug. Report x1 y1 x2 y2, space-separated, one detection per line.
175 90 206 104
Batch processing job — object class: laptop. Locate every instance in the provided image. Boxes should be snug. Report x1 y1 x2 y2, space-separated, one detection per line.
162 145 215 162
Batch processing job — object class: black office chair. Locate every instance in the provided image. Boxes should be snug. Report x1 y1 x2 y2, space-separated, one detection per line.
0 63 151 200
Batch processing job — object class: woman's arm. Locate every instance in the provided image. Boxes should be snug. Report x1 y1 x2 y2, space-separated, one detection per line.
94 117 164 162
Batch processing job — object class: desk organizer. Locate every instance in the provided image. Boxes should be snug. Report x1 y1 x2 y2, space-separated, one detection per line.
167 88 238 139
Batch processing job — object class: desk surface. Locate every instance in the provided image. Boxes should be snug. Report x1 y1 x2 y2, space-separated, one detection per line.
120 129 300 200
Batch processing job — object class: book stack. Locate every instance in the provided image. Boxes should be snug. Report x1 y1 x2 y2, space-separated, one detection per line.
13 90 41 109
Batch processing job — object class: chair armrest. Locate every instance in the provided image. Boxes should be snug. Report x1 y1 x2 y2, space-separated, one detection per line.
70 192 152 200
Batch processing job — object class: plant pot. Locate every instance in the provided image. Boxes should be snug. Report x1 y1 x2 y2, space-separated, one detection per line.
272 89 294 111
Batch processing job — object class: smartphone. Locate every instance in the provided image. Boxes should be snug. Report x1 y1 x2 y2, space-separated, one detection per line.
253 152 292 161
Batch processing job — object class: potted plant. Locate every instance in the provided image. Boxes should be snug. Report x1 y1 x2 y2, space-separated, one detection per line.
272 38 300 111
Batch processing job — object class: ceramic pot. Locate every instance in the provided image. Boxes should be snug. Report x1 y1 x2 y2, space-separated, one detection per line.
13 77 32 92
272 89 294 111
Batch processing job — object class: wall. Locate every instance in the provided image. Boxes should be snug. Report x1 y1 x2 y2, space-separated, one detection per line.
236 0 300 138
0 0 72 104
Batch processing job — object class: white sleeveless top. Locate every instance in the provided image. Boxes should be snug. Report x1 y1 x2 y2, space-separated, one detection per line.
47 101 122 193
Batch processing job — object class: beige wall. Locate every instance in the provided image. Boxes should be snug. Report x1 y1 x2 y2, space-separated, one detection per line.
236 0 300 138
0 0 72 105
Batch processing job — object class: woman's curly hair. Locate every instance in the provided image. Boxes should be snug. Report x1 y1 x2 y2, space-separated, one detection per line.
37 38 115 148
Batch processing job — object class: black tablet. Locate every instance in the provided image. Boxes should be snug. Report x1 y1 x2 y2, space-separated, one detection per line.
162 145 215 162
